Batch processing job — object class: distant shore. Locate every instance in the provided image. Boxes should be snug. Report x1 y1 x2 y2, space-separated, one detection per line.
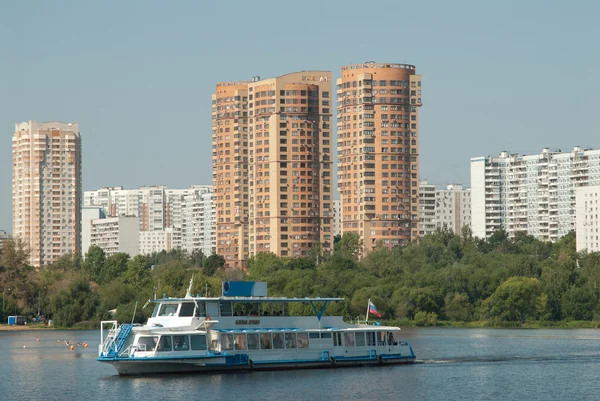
0 324 53 331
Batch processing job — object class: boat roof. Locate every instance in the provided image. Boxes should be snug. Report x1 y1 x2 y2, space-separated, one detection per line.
152 297 345 304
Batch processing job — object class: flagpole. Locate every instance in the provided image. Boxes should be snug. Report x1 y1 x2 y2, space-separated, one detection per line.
366 299 370 323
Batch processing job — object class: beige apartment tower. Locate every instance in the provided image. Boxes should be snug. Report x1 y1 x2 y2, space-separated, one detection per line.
212 82 250 268
12 121 82 267
213 71 334 266
337 63 422 253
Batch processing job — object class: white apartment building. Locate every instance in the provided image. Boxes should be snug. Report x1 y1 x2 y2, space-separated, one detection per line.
139 227 180 255
575 186 600 252
471 147 600 241
419 181 437 236
333 200 341 237
89 216 139 257
419 181 471 237
181 191 215 257
82 207 106 256
436 184 471 234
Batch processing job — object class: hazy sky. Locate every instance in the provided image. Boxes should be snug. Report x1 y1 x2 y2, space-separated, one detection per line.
1 0 599 232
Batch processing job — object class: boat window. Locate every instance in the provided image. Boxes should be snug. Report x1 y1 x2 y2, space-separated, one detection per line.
309 333 320 339
179 303 195 317
285 333 297 349
366 332 376 346
260 333 272 349
137 336 158 351
173 335 189 351
247 333 260 350
158 304 178 317
151 304 160 318
190 335 207 351
220 302 232 317
234 334 247 350
355 332 366 347
344 332 355 347
320 332 332 339
157 336 172 352
378 331 387 346
333 332 342 347
297 333 309 348
233 302 260 317
272 333 285 349
194 302 207 317
221 334 233 350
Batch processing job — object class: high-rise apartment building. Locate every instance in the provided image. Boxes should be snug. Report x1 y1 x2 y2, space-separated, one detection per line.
12 121 82 266
333 199 341 237
213 72 334 265
248 71 333 258
89 216 139 257
471 147 600 241
337 63 422 253
181 191 216 257
212 82 249 268
0 230 11 251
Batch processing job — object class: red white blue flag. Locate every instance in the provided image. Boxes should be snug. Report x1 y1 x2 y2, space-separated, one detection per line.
368 299 381 317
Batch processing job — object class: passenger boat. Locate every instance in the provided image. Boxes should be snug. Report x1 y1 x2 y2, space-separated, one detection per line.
97 281 416 375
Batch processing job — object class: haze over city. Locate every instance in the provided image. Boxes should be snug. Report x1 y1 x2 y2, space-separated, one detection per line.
2 0 599 232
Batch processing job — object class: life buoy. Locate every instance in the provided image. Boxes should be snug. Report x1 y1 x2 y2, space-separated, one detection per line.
248 359 254 368
330 356 336 365
377 355 383 365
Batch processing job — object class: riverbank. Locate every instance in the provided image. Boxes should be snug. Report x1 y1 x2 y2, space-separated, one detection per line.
0 324 53 331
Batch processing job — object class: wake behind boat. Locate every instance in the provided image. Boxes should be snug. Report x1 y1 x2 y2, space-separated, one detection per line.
97 280 416 375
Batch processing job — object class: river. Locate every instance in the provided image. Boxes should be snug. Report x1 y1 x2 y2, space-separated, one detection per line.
0 327 598 400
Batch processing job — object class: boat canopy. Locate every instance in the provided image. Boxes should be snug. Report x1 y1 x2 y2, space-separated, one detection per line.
152 297 345 304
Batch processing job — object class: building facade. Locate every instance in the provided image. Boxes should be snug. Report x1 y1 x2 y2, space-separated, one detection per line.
575 186 600 252
139 228 180 256
436 184 471 234
419 181 437 237
12 121 82 266
82 206 106 256
333 199 341 237
212 82 249 268
248 71 333 258
337 63 422 253
213 71 334 266
89 216 139 257
181 190 216 257
471 147 600 241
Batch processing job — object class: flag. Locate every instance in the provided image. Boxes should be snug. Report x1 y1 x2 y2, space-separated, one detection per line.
368 299 382 318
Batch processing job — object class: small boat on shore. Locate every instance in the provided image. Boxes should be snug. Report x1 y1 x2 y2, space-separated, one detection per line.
97 281 415 375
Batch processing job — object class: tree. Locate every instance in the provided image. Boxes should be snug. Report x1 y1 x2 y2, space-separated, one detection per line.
484 277 542 322
121 255 152 289
83 245 106 282
337 232 362 260
98 253 130 285
203 254 225 276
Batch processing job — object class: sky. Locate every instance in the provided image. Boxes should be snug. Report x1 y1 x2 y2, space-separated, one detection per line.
1 0 599 233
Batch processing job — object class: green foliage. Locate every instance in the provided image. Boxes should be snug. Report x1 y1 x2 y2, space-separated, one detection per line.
203 254 225 276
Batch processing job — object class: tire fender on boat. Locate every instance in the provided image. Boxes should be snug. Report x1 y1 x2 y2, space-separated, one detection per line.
329 356 336 365
377 355 383 364
248 359 254 368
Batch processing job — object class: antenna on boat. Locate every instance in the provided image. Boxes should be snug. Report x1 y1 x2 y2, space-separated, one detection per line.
131 300 139 324
185 274 194 298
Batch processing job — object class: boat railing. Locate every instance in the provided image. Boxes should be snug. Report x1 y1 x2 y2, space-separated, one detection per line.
118 343 147 358
99 320 118 357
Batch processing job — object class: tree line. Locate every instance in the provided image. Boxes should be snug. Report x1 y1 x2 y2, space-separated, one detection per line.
1 227 600 327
